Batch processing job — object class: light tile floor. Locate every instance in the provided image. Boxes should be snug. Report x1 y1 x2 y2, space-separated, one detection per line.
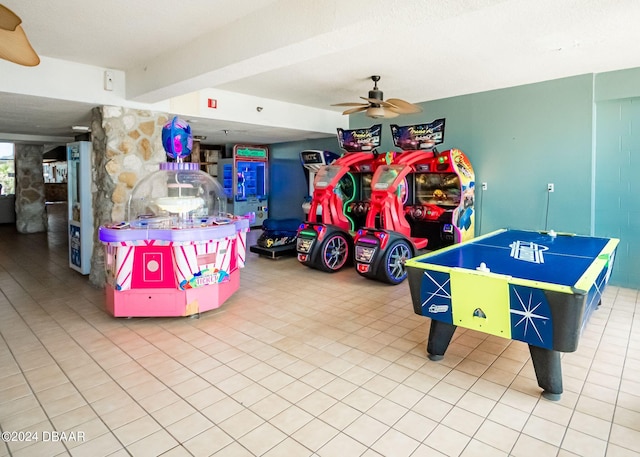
0 206 639 456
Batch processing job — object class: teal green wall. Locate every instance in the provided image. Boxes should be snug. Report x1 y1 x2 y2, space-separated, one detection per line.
268 136 340 220
351 75 595 236
593 68 640 288
266 69 640 289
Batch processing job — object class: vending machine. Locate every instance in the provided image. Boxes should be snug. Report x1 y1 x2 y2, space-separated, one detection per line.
220 145 269 227
67 141 93 275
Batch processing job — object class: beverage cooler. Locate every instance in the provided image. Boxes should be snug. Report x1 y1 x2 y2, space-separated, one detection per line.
67 141 93 275
219 145 269 227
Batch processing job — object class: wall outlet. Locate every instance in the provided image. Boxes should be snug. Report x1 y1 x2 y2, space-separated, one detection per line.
547 183 554 192
481 182 488 190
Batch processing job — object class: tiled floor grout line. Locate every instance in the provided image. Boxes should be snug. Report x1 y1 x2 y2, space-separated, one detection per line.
0 272 133 456
1 211 640 456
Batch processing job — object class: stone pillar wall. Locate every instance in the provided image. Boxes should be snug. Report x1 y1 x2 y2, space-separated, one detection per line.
89 106 168 287
89 107 109 287
14 144 47 233
102 106 169 221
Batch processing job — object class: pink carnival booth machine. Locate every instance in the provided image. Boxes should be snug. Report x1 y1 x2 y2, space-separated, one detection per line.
99 118 249 318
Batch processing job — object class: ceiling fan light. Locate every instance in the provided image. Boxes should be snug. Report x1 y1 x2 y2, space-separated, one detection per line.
366 107 386 118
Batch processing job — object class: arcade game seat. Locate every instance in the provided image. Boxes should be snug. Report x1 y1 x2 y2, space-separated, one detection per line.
297 124 389 273
353 120 476 285
250 218 302 259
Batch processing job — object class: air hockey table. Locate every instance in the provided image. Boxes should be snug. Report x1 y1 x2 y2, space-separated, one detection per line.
405 228 619 400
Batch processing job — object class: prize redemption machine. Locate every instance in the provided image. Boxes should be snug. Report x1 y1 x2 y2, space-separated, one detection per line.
297 125 391 272
354 120 476 284
99 118 249 318
220 145 269 227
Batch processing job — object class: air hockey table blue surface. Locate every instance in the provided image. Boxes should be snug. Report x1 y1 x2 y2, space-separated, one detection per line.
405 228 619 400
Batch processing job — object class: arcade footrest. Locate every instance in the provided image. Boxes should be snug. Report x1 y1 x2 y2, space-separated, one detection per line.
249 243 297 259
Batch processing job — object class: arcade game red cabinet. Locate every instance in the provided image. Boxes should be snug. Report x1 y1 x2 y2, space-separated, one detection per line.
353 120 476 284
297 125 393 272
300 149 341 218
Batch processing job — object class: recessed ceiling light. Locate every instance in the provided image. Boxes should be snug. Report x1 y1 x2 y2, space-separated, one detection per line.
71 125 90 132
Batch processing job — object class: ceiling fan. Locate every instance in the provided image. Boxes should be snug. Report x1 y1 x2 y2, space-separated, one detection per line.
332 75 422 119
0 3 40 66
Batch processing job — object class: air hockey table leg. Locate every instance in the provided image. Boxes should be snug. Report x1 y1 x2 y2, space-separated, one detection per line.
427 320 457 361
528 345 562 401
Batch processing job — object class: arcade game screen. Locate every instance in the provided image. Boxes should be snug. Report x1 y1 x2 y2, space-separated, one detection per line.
236 161 266 201
335 173 355 201
373 166 410 204
360 173 373 201
331 172 373 202
414 173 461 207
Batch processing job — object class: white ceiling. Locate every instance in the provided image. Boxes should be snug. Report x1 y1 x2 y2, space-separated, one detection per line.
2 0 640 147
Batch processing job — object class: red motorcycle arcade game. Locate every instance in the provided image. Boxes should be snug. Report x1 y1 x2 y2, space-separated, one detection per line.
297 125 392 272
353 120 476 284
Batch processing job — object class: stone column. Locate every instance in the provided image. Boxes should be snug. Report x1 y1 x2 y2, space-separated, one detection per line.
89 107 110 287
89 106 168 287
14 143 47 233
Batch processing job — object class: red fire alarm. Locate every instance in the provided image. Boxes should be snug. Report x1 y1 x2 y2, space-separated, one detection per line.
207 98 217 109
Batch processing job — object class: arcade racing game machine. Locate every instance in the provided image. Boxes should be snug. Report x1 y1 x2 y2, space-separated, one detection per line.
300 149 341 218
353 120 476 284
249 150 341 260
297 125 393 272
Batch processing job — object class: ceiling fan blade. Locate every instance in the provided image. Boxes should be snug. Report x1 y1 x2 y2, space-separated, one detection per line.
359 96 397 109
385 98 423 114
0 4 21 31
0 24 40 66
331 102 369 107
343 106 369 115
333 76 420 117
